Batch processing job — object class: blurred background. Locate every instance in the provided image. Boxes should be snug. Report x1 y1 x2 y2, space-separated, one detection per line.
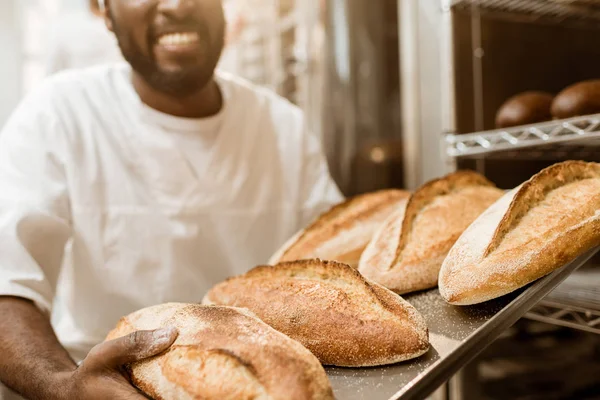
2 0 600 398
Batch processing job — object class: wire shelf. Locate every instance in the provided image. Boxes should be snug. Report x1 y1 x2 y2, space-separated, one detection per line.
445 114 600 157
525 301 600 335
451 0 600 25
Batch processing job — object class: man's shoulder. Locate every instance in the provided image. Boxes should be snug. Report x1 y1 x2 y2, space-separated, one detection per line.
216 70 302 120
38 63 129 97
3 63 130 142
20 64 129 121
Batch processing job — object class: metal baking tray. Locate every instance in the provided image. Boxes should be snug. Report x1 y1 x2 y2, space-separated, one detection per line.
325 247 600 400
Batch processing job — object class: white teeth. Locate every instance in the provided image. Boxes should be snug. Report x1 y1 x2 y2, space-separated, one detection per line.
158 32 199 46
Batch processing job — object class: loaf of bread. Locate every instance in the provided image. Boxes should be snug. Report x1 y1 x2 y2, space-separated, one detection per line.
358 171 504 294
105 303 334 400
551 80 600 119
203 259 429 367
495 91 554 128
439 161 600 306
269 189 410 268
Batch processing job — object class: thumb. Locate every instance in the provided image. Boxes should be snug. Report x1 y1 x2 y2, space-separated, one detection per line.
85 327 178 370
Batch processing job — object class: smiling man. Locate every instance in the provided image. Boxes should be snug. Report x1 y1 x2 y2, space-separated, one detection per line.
0 0 342 399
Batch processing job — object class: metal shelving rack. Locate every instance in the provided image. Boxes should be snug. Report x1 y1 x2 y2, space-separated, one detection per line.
425 0 600 338
444 119 600 335
446 114 600 158
525 300 600 335
444 118 600 336
444 114 600 336
450 0 600 26
397 1 600 398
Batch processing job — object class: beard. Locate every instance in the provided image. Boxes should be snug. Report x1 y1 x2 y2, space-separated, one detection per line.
109 11 225 98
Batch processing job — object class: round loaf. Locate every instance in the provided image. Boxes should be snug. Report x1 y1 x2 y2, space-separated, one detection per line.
495 91 554 128
106 303 334 400
551 80 600 119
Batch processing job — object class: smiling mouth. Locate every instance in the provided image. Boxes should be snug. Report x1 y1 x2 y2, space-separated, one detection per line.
157 32 200 47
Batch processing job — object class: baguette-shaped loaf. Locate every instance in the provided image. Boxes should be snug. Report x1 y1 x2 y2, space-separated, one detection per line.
203 259 429 367
105 303 334 400
358 171 504 294
269 189 410 268
439 161 600 305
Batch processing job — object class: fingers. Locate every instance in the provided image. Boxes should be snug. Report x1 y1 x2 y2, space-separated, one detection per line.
85 327 178 370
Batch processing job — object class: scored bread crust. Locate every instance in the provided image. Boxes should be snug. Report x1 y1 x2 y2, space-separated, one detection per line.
358 171 504 294
269 189 411 268
203 259 430 367
439 161 600 305
105 303 334 400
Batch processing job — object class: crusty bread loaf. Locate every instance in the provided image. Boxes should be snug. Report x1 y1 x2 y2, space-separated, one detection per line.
439 161 600 306
269 189 410 268
358 171 504 295
551 80 600 119
495 91 554 128
203 259 429 367
105 303 334 400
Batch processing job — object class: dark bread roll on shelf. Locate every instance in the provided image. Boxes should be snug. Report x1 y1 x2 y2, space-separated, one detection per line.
551 80 600 119
495 91 554 128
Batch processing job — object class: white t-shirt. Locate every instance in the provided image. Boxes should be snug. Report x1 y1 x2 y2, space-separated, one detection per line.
0 64 343 366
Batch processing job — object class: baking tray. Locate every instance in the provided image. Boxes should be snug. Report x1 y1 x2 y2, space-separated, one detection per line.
325 247 600 400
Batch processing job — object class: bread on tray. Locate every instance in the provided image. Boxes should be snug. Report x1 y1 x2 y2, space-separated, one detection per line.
269 189 410 268
358 170 504 294
439 161 600 305
105 303 334 400
203 259 430 367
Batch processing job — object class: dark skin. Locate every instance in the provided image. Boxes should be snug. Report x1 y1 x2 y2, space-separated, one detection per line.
90 0 101 16
0 297 178 399
0 0 227 398
104 0 225 118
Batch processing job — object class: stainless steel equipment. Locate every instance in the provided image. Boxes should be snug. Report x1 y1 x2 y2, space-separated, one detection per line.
325 248 600 400
320 0 403 195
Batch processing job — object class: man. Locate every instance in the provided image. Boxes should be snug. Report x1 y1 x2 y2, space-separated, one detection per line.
0 0 342 399
46 0 243 76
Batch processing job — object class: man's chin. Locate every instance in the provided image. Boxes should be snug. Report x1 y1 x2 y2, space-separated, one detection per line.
145 68 212 97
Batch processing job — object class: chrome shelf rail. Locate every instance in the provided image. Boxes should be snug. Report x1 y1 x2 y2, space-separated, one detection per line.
445 114 600 157
525 300 600 335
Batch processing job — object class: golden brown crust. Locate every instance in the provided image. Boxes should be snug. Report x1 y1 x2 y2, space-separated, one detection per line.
358 171 504 294
271 189 410 267
203 259 429 367
106 304 334 400
485 160 600 256
439 161 600 305
395 171 496 264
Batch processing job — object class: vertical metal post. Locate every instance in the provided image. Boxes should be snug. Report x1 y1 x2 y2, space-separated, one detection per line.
440 0 458 173
398 0 422 190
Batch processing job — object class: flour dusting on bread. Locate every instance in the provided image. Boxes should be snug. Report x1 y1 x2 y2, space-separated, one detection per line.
440 161 600 305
